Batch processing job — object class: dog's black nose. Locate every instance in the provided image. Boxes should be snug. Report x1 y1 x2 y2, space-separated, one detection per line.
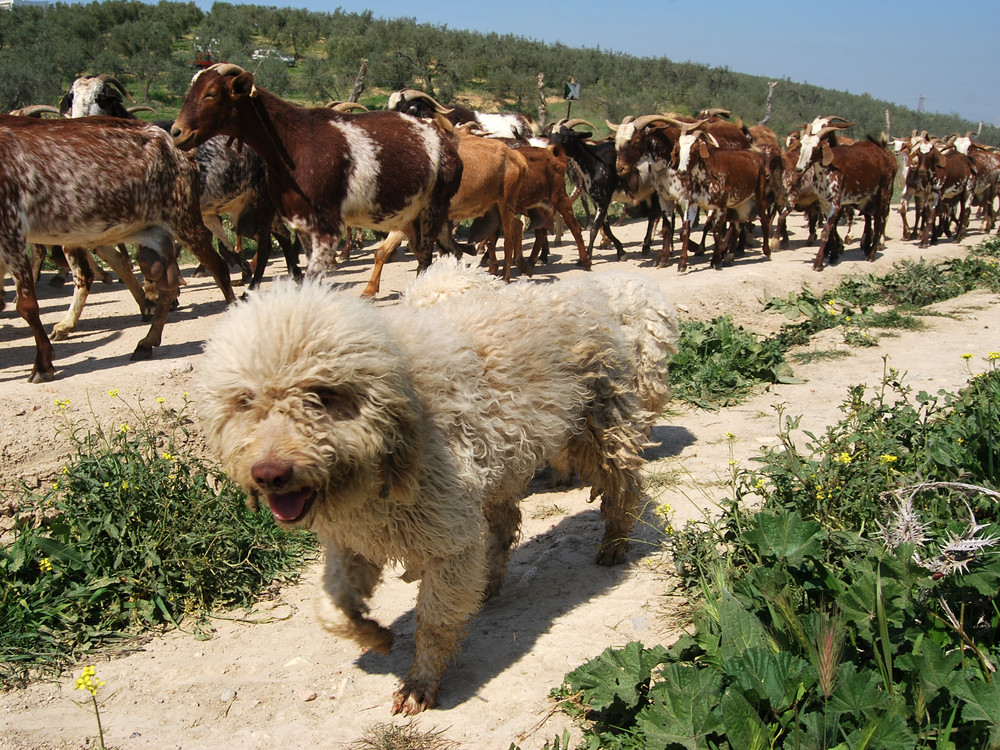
252 459 294 490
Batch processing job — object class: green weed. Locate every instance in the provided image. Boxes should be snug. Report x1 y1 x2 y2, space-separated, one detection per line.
557 360 1000 749
0 394 315 687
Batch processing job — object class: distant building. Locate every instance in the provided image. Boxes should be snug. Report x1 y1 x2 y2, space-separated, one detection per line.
0 0 49 8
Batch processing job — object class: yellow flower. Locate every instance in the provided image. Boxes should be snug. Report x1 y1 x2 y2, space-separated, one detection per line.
156 397 165 404
844 315 851 322
119 423 129 434
989 352 1000 361
74 666 105 696
961 353 974 360
103 482 109 488
39 557 52 573
655 503 673 518
122 481 129 490
833 452 852 465
162 451 174 461
879 454 898 465
108 388 118 398
725 431 736 440
755 478 766 490
728 459 738 466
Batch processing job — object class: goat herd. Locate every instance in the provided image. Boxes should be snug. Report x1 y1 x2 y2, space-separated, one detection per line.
1 64 997 383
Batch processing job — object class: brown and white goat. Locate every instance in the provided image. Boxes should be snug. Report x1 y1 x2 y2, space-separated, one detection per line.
172 65 462 288
795 120 896 269
0 114 235 382
672 127 771 269
906 139 974 248
609 114 751 270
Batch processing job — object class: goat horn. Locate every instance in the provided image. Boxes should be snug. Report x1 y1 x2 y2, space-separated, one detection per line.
326 101 368 112
9 104 61 117
127 105 156 114
210 63 247 77
394 89 453 115
698 107 731 119
563 118 597 131
208 64 258 98
624 114 677 131
96 74 136 103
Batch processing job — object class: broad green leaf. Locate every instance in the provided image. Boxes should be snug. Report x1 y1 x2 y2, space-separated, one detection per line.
720 689 772 750
956 678 1000 726
841 712 916 750
564 641 668 713
741 510 826 567
718 594 772 661
894 640 964 700
638 664 723 750
828 663 889 717
723 647 814 711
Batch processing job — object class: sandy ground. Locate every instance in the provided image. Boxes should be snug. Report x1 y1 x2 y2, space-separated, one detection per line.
1 209 998 749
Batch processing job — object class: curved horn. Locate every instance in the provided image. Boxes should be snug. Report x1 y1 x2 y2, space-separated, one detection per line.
9 104 61 117
698 107 731 119
96 74 136 103
563 118 597 131
208 63 258 98
393 89 453 115
625 114 678 131
210 63 248 78
126 104 156 114
326 100 369 112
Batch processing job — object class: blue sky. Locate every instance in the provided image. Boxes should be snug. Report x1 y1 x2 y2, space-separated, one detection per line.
200 1 999 126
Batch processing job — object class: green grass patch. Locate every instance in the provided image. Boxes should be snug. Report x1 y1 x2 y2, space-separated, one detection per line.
0 394 316 688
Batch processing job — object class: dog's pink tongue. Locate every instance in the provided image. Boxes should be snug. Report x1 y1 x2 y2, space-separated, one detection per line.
267 489 313 521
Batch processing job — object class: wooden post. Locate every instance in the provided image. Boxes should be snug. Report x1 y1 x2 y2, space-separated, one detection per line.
536 73 547 130
757 81 778 126
349 58 368 103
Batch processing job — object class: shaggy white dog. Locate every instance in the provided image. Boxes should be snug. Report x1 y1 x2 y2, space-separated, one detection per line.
197 274 652 715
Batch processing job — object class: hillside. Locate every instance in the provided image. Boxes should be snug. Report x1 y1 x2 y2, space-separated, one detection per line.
1 0 996 144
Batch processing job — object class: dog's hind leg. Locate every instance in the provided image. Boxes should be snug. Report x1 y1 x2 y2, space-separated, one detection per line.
392 546 488 716
567 382 647 566
318 542 394 654
482 490 524 599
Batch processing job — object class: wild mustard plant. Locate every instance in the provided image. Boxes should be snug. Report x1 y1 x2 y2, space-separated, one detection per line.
74 665 106 750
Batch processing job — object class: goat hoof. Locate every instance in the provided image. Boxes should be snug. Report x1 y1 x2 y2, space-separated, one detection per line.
130 345 153 362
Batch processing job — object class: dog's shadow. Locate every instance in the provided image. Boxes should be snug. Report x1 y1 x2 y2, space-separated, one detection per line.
355 492 669 709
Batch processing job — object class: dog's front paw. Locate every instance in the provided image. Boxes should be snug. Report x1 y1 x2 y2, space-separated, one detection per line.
391 680 438 715
595 540 629 566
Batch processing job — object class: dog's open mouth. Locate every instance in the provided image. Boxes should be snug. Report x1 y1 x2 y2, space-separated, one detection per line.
266 488 316 523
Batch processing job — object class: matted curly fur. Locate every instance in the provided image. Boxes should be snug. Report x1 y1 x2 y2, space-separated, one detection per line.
196 276 649 715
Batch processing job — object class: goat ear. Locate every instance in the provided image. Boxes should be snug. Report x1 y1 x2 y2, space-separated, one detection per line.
231 71 259 99
821 142 835 167
698 141 710 160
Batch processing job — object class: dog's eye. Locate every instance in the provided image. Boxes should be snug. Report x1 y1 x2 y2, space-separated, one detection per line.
313 387 357 419
232 390 255 411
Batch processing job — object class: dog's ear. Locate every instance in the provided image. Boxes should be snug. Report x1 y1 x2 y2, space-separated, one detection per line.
378 398 423 502
380 444 419 500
